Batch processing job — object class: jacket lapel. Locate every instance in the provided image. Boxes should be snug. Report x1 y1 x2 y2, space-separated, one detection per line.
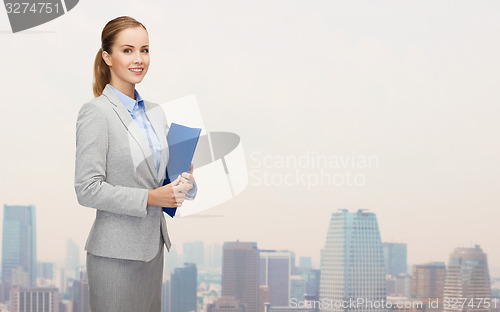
102 84 158 182
144 100 169 185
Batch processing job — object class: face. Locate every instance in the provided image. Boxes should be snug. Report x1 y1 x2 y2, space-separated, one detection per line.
102 26 150 90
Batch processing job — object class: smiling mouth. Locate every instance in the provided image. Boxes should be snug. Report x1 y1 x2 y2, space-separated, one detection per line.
129 68 144 73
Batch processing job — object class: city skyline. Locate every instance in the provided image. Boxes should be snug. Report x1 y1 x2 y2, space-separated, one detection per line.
1 204 499 311
0 0 499 276
1 204 499 276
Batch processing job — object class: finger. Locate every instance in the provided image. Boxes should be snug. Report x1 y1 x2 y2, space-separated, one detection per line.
175 194 185 205
189 163 194 173
173 184 188 194
175 198 184 204
181 173 194 185
179 183 193 194
169 175 182 186
180 176 189 184
174 191 186 199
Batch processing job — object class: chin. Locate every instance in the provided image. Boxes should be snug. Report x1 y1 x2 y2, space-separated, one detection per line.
129 76 146 84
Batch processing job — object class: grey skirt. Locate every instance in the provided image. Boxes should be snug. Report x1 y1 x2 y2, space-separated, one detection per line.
86 236 164 312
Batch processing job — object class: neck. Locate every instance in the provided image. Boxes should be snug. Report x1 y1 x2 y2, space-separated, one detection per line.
109 79 135 100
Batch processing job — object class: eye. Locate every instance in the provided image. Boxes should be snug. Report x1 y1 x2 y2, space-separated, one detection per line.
124 48 131 53
142 48 149 53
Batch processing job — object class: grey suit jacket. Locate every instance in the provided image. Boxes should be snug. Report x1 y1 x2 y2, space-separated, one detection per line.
74 84 196 262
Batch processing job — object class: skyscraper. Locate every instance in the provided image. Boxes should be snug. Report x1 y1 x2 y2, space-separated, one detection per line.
299 257 313 269
10 285 60 312
183 241 205 269
259 250 293 307
171 263 197 312
207 297 245 312
290 275 306 302
1 205 37 288
411 262 446 299
164 245 181 275
303 269 320 299
222 241 259 312
65 239 80 280
161 279 171 312
319 209 386 312
72 269 90 312
37 262 54 281
382 242 407 276
443 245 491 312
206 243 222 269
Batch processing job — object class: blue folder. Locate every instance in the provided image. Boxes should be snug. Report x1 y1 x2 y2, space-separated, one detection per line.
162 123 201 217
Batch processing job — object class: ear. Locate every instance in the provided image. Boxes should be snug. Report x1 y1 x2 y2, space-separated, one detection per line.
102 50 112 67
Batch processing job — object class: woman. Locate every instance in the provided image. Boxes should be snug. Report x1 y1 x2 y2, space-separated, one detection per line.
74 16 197 311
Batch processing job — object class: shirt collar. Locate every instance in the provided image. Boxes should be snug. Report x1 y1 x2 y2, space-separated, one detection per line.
108 83 144 113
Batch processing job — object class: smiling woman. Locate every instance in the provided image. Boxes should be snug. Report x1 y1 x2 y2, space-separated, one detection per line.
93 18 150 98
75 16 197 312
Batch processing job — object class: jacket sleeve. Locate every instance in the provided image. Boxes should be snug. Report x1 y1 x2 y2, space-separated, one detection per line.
185 179 197 200
74 102 149 218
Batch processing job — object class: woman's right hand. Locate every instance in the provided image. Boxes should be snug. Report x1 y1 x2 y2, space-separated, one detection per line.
147 175 192 207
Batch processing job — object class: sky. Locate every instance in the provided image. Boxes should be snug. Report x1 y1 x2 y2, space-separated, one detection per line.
0 0 499 274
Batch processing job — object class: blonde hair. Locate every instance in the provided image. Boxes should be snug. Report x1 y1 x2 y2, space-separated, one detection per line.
92 16 147 97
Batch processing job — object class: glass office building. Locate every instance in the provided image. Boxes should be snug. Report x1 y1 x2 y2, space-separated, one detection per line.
382 242 407 277
443 245 491 312
2 204 37 288
319 209 386 312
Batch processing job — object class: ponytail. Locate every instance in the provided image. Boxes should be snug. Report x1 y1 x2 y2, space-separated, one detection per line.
92 47 111 97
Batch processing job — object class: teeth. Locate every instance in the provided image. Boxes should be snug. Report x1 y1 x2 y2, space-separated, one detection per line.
130 68 143 72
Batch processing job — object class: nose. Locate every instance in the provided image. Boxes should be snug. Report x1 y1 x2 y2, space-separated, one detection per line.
133 50 143 64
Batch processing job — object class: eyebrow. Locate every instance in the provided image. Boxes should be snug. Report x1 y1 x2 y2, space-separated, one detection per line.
120 44 149 48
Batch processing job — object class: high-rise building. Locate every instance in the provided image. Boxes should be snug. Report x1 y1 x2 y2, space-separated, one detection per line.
11 268 30 288
290 275 306 302
164 245 181 275
37 262 54 280
319 209 386 312
386 273 411 297
0 283 8 303
72 269 89 312
53 268 67 297
171 263 197 312
10 285 60 312
259 250 293 307
206 243 222 269
222 241 259 312
305 269 320 299
161 279 171 312
65 239 79 280
393 273 411 297
183 241 205 269
443 245 491 312
411 262 446 299
382 242 407 276
2 205 37 288
207 297 245 312
260 285 270 312
299 257 313 269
